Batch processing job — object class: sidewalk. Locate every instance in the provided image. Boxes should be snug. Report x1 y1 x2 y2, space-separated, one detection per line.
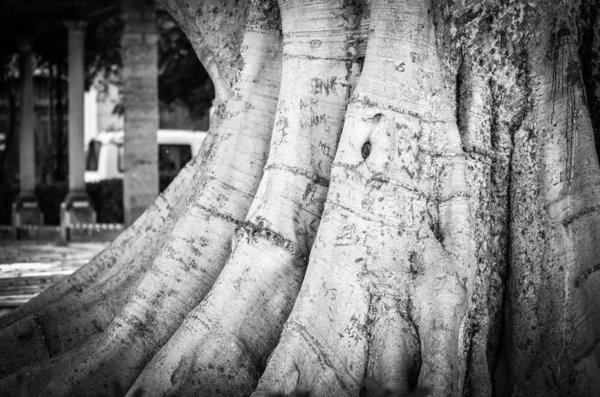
0 241 109 315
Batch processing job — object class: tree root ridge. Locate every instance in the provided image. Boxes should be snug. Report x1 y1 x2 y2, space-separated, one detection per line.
288 321 359 393
572 333 600 367
0 156 205 333
236 221 308 262
0 314 54 379
264 164 330 187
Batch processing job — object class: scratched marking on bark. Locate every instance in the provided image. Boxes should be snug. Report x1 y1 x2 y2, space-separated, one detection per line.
299 96 318 109
275 99 290 144
318 140 334 159
300 114 326 129
301 183 325 208
549 22 578 185
310 77 338 96
321 281 337 300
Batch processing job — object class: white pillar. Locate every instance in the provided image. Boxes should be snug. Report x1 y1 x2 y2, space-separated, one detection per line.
12 39 43 237
66 21 87 192
84 85 98 148
60 21 96 241
18 40 36 196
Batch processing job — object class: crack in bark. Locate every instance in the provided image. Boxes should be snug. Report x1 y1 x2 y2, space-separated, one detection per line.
331 163 424 196
281 54 357 61
196 204 244 227
349 94 447 124
362 290 375 388
236 221 308 262
436 190 471 203
327 201 413 229
404 291 422 389
574 263 600 287
102 294 117 320
202 175 257 199
562 204 600 227
31 315 52 358
142 334 160 350
264 164 330 187
461 143 506 162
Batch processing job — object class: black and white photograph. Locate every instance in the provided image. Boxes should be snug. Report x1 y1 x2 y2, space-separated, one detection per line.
0 0 599 396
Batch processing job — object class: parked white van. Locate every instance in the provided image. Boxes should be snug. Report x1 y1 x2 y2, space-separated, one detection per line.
85 129 207 183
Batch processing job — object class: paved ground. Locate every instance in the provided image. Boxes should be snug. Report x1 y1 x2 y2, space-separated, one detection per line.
0 240 110 316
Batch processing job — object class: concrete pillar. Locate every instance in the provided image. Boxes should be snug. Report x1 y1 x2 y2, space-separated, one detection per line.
12 39 43 238
60 21 96 241
121 0 159 226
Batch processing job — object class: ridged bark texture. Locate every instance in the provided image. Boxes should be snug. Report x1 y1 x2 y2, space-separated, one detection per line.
128 0 366 395
1 0 600 396
505 1 600 395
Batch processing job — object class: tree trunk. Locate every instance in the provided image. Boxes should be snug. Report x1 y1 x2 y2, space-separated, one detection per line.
159 0 249 107
1 0 600 396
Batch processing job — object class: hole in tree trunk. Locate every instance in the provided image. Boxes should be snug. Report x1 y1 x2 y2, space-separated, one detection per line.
361 141 372 160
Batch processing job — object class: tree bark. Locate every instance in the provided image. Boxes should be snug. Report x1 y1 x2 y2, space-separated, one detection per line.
502 1 600 395
158 0 250 106
129 0 366 394
1 0 600 396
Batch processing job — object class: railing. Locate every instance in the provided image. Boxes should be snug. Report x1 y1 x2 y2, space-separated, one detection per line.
0 223 123 241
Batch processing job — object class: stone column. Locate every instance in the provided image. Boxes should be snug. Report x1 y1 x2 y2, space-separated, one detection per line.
12 39 43 238
121 0 159 226
60 21 96 241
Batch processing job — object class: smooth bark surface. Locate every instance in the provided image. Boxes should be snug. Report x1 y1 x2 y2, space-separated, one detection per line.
1 0 600 396
130 1 366 394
